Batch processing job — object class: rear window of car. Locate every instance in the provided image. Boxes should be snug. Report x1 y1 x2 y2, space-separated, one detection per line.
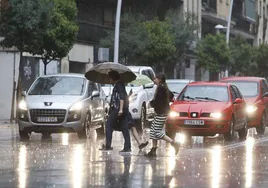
224 81 259 98
178 85 229 102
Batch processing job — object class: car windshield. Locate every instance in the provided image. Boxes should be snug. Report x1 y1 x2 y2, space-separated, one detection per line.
178 85 229 102
226 81 259 97
28 76 86 96
167 82 188 94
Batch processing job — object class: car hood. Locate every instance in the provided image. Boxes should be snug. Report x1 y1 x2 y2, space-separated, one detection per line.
25 95 83 109
171 101 230 113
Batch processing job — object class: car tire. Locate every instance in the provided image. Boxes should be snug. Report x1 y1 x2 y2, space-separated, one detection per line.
19 130 30 141
77 112 91 139
256 113 266 135
238 122 248 140
224 117 235 141
138 104 146 133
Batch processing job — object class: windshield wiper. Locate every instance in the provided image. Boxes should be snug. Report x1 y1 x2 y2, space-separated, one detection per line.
195 97 219 101
183 95 194 100
172 91 180 94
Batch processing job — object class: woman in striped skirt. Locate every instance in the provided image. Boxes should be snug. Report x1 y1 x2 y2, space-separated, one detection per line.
146 73 180 157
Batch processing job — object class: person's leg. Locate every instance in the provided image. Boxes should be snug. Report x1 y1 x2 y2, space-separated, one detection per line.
131 127 149 149
104 109 117 149
120 113 131 151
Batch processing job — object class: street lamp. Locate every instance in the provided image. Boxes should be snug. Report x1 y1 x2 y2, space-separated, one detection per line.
114 0 122 64
214 0 234 78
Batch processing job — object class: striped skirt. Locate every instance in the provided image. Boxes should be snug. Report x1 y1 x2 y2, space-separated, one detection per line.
150 114 167 140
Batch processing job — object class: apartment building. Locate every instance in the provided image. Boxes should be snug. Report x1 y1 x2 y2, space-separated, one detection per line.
256 0 268 45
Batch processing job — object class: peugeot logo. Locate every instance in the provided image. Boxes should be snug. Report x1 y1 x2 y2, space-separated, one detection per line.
44 102 53 106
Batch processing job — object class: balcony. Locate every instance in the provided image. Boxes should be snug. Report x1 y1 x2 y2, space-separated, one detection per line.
76 21 113 44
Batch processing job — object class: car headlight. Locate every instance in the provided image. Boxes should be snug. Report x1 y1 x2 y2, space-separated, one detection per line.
246 105 257 113
19 100 27 110
129 93 138 102
210 112 222 118
169 111 180 118
70 101 83 111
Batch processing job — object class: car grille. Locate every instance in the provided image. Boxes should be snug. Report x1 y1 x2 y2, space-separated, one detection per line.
30 109 66 124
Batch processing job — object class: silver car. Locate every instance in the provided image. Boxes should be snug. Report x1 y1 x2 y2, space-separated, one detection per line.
18 73 107 140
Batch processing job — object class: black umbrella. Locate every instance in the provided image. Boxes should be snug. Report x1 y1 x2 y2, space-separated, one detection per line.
85 62 136 84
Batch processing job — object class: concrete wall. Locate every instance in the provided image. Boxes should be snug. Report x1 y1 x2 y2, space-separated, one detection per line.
217 0 231 21
0 52 20 121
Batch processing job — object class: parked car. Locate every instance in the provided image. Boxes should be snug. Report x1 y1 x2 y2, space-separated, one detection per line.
221 77 268 135
166 79 194 98
127 66 155 81
166 82 248 141
101 75 156 130
18 73 107 140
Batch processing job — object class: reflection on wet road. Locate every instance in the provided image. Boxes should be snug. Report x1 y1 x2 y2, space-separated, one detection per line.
1 125 268 187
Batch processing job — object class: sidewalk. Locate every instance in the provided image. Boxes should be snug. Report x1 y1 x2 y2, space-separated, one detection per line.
0 120 16 127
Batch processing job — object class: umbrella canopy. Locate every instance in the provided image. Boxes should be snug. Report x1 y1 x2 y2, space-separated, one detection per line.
84 62 136 84
130 73 153 85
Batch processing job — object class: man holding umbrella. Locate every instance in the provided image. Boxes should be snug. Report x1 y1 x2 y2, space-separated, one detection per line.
101 70 131 152
85 62 136 153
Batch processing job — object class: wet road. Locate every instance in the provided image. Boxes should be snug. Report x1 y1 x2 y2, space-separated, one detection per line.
0 124 268 188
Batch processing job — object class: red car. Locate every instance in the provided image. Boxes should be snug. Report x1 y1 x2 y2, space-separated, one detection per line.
221 77 268 135
166 82 248 140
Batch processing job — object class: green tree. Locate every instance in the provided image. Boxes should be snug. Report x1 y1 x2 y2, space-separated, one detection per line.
253 44 268 77
142 19 176 71
32 0 78 74
229 36 253 76
0 0 78 75
165 10 200 78
100 14 147 64
197 34 230 73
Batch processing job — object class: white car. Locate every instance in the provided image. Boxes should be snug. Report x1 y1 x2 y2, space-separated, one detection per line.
102 82 156 130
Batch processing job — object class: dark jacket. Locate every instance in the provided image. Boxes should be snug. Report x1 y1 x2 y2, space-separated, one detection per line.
110 81 129 112
150 85 174 115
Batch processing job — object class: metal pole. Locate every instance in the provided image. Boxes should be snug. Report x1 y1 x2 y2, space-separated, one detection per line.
225 0 234 77
114 0 122 64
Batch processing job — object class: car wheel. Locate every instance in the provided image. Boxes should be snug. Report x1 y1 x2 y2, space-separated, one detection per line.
238 122 248 140
77 112 91 139
138 105 146 132
224 117 235 141
256 113 266 135
19 130 30 141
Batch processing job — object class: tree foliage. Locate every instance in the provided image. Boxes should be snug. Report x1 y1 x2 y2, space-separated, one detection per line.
229 36 253 75
0 0 78 74
142 19 176 66
100 14 148 64
253 44 268 77
197 34 230 72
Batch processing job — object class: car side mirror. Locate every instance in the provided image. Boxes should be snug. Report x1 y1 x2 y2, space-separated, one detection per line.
143 83 154 89
21 91 27 97
234 98 243 104
263 92 268 98
91 90 100 99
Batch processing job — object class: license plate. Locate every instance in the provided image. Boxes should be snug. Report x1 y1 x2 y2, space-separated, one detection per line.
37 117 58 122
184 120 204 125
